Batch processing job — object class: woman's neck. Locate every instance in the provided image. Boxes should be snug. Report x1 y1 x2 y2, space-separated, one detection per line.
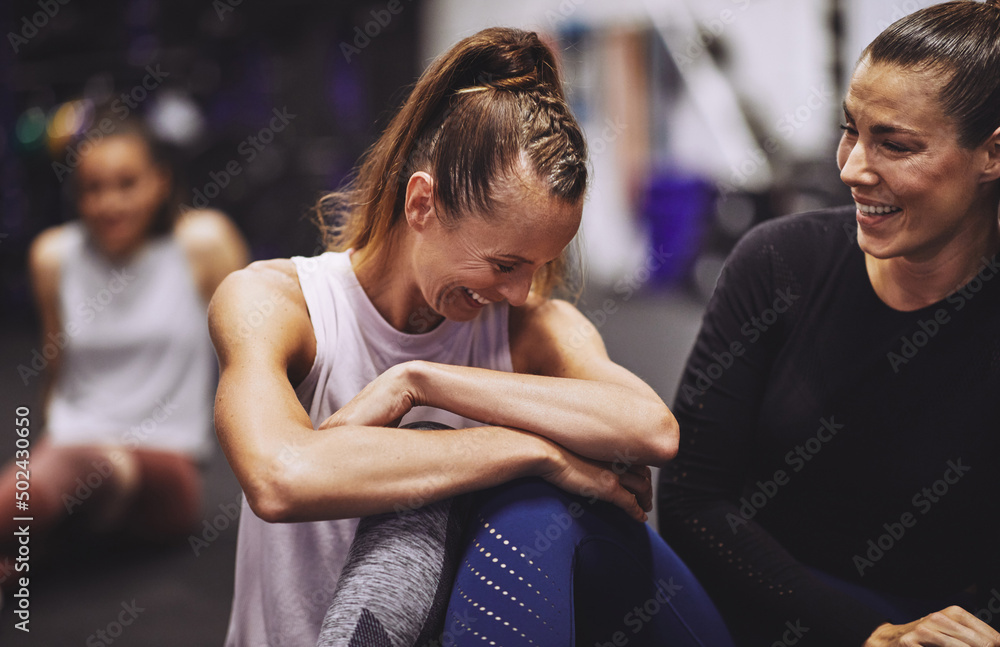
88 231 150 267
350 237 444 333
866 213 1000 311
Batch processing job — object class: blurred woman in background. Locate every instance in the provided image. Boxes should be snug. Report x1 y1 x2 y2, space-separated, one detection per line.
0 112 247 586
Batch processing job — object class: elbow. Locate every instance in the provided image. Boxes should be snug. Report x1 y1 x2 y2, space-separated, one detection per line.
243 475 293 523
239 453 303 523
648 407 679 466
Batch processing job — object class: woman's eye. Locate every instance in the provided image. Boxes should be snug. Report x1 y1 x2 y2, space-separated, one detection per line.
882 141 910 153
839 124 858 136
496 264 515 274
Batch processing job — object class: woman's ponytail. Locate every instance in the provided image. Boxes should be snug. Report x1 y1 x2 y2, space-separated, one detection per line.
316 28 586 297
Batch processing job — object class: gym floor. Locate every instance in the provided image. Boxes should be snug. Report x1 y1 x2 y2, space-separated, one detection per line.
0 284 706 646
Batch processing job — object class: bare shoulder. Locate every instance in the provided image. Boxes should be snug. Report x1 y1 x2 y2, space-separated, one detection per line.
28 225 76 315
509 294 606 376
28 224 72 277
208 258 315 382
174 209 241 251
209 258 307 332
27 225 76 309
175 209 249 302
510 294 589 336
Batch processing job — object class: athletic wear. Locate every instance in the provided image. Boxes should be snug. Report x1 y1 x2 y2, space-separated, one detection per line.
316 422 474 647
443 478 737 646
46 222 215 459
657 207 1000 645
224 251 512 647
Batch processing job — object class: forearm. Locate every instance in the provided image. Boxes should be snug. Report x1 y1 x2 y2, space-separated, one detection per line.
409 361 677 466
246 422 551 522
37 348 60 429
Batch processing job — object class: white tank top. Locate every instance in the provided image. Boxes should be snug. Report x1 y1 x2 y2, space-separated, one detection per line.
46 222 215 459
224 250 512 647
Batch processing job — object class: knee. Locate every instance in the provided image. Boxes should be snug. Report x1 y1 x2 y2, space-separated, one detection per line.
477 477 584 513
468 479 592 550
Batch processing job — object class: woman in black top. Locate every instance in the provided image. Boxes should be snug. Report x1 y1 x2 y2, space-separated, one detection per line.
657 2 1000 646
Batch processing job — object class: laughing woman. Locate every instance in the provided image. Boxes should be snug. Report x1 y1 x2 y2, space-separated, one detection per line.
212 27 736 647
657 2 1000 646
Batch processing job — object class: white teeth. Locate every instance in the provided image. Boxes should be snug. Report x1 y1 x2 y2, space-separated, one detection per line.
465 288 489 305
856 202 901 215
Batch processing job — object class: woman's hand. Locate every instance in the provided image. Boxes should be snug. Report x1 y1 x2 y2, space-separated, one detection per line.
534 438 652 523
617 463 654 514
864 607 1000 647
318 363 423 430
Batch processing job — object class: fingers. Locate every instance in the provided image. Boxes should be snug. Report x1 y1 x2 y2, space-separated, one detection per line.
609 487 647 523
539 446 650 523
579 460 649 521
617 466 653 512
317 413 341 430
592 469 647 523
874 606 1000 647
316 372 415 429
929 607 1000 646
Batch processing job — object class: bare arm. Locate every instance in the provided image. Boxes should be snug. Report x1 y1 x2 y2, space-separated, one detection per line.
210 264 649 523
429 297 676 466
175 209 249 303
325 297 677 467
27 226 68 418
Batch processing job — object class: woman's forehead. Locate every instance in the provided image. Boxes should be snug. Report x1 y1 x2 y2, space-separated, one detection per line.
454 192 580 259
845 61 951 128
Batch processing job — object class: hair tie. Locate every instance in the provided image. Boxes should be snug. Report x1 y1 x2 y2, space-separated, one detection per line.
455 73 538 96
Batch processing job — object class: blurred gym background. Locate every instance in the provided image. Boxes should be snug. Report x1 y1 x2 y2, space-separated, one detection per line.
0 0 928 643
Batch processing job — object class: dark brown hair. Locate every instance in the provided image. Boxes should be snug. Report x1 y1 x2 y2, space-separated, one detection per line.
315 27 588 297
862 0 1000 148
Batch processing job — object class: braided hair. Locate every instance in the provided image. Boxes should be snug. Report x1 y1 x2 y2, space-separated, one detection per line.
316 27 587 298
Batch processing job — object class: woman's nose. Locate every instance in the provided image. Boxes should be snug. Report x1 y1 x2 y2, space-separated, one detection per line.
498 273 532 307
839 141 879 187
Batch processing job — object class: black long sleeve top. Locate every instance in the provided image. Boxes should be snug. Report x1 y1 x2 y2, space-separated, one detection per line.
657 206 1000 646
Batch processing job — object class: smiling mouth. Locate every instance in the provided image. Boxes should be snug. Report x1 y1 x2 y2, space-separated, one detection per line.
462 287 490 305
855 202 901 215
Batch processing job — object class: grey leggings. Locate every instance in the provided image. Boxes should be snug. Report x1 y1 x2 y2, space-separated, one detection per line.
315 422 472 647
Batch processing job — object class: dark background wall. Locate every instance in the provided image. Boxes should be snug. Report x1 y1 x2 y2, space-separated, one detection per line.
3 0 425 326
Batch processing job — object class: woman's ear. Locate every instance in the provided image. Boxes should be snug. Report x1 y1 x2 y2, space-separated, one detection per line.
980 125 1000 184
404 172 436 232
154 163 172 204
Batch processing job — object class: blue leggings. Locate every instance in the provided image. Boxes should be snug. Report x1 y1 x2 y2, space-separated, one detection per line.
439 479 737 647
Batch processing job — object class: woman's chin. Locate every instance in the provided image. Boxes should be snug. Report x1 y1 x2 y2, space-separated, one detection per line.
856 230 902 260
439 306 478 323
96 235 144 261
